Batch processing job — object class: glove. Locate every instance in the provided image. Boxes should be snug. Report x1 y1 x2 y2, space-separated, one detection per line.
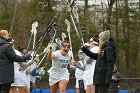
41 70 45 75
39 69 45 75
28 60 34 65
84 43 90 47
24 54 31 60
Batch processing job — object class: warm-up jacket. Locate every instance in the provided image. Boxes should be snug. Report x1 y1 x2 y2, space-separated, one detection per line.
81 38 116 84
0 37 30 84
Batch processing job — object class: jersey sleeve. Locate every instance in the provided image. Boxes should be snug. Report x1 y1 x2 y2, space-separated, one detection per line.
52 51 59 59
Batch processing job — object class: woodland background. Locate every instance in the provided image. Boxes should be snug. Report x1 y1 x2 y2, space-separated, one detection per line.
0 0 140 89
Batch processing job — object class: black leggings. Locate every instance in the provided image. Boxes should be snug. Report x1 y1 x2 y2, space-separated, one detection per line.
0 82 12 93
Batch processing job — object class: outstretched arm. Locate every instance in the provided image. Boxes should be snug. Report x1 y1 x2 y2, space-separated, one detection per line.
74 62 86 71
81 46 98 60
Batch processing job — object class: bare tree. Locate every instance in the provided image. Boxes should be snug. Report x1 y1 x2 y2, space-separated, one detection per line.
9 0 18 35
0 0 9 11
106 0 116 30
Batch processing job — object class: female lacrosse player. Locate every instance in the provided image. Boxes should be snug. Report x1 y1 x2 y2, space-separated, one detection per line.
47 38 74 93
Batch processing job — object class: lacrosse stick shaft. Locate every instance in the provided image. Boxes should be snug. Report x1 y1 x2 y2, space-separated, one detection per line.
65 19 74 59
72 7 84 45
68 32 74 59
32 17 57 53
51 28 57 43
27 21 38 54
70 12 80 38
37 28 57 68
33 34 36 49
37 53 47 68
76 19 84 45
26 33 33 53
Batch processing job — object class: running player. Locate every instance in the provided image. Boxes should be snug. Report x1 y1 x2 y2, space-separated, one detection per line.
47 39 74 93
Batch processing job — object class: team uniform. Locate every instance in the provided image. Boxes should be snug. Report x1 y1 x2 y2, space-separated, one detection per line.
30 62 38 84
11 49 26 87
75 60 85 88
83 46 99 89
48 50 72 86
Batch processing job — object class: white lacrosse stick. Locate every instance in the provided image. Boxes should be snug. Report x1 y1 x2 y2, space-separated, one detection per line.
65 19 74 59
72 7 84 45
61 32 67 41
37 29 57 68
32 21 38 49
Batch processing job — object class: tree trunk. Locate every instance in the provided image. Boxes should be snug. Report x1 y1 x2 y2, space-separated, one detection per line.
115 0 119 67
123 0 130 78
101 0 105 31
0 0 9 11
106 0 116 30
9 0 18 35
84 0 88 17
47 0 52 11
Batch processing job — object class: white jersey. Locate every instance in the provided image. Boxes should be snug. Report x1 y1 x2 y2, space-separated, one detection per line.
30 62 38 84
83 46 99 88
11 49 26 87
75 60 85 88
49 50 72 86
75 60 84 80
90 46 99 76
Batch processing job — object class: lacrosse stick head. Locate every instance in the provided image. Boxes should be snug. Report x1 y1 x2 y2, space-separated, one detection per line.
31 21 38 35
46 16 58 32
72 6 78 19
67 4 71 12
65 19 70 33
61 32 67 41
54 25 62 32
55 38 62 47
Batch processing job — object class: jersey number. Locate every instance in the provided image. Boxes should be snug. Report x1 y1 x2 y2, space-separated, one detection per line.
62 64 67 68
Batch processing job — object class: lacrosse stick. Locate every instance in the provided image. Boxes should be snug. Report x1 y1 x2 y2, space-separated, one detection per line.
65 19 74 59
38 29 57 57
61 32 67 41
30 16 58 60
72 7 84 45
69 11 80 38
37 28 57 68
54 38 61 48
67 1 84 44
32 22 38 49
31 16 57 53
26 21 38 53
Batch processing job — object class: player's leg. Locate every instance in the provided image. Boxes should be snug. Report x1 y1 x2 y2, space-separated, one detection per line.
59 80 69 93
50 83 59 93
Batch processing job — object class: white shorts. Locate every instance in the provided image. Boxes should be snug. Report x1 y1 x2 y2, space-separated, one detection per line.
11 78 26 87
84 77 93 89
83 70 93 89
11 71 26 87
49 72 69 86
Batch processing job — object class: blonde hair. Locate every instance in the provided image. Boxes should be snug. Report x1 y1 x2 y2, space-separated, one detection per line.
0 30 9 37
98 39 106 55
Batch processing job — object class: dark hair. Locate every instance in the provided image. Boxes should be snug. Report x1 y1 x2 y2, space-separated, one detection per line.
18 46 26 52
64 37 69 41
92 34 99 43
61 37 70 46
